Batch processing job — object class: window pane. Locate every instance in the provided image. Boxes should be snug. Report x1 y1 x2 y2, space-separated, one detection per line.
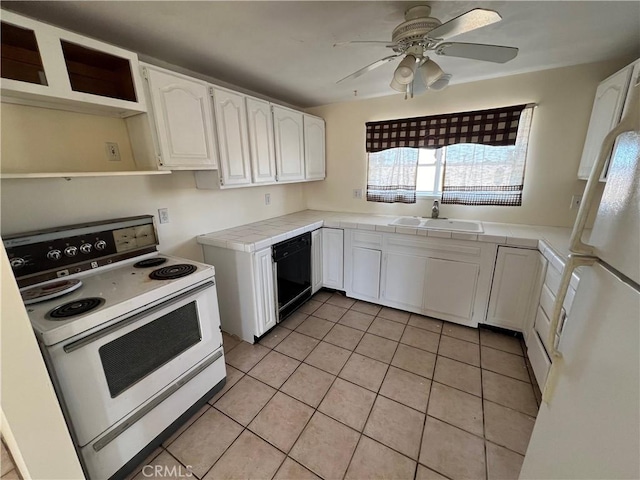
418 148 437 165
417 165 437 192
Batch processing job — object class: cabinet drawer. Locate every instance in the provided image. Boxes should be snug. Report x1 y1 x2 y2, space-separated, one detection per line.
527 330 551 390
544 263 562 295
539 284 555 319
351 231 383 250
534 305 551 351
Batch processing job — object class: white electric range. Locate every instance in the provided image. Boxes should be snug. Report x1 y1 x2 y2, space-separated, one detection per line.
4 216 226 480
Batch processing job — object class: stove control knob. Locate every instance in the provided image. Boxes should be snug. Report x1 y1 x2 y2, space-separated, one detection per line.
47 249 62 261
64 246 78 257
95 240 107 251
10 257 25 269
79 243 92 254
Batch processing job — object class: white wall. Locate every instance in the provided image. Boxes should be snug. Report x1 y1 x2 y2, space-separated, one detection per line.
0 105 304 261
304 60 629 227
1 244 85 479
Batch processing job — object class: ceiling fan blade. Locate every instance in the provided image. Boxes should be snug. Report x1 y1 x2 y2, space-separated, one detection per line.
436 42 518 63
336 55 400 83
426 8 502 41
334 41 397 48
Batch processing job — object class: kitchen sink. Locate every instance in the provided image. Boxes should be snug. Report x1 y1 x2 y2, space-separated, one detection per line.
390 216 484 233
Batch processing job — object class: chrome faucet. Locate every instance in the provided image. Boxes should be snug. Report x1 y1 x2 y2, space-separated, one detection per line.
431 200 440 219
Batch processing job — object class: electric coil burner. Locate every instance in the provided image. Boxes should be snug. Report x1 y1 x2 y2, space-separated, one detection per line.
133 257 167 268
149 264 197 280
46 297 106 320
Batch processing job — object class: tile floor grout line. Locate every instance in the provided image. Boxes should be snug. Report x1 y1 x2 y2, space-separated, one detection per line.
336 312 411 479
411 329 440 480
479 337 490 480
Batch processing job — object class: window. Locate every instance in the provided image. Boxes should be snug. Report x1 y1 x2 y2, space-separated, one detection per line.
365 104 534 205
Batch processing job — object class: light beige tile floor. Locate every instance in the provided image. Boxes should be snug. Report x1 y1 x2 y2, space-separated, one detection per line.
133 291 540 480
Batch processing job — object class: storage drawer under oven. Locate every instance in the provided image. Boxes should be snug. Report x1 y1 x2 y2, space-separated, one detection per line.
47 280 222 447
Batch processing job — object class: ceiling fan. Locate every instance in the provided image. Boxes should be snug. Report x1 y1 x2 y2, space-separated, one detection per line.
335 5 518 96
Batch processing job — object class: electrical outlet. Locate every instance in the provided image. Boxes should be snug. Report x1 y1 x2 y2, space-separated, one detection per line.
105 142 121 161
353 188 363 199
158 208 170 224
265 193 271 205
570 194 583 210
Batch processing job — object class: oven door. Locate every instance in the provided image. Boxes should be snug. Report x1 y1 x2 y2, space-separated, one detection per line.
46 279 222 447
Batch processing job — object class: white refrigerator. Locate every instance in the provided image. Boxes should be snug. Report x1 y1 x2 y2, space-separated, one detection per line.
520 81 640 479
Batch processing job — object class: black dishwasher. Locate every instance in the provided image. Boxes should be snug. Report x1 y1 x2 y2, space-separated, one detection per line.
272 232 312 320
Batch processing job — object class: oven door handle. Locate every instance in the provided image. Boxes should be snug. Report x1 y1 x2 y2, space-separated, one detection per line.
63 280 215 353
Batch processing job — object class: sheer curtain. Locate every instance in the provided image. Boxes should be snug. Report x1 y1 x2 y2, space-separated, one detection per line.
441 107 533 206
366 148 418 203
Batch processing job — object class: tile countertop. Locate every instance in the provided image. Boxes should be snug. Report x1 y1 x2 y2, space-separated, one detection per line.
197 210 581 275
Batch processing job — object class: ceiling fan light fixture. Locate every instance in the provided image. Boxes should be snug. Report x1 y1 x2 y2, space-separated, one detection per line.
393 54 417 85
419 58 444 88
390 77 407 93
429 73 452 91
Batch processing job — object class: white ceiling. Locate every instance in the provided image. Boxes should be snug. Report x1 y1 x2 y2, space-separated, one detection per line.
3 1 640 107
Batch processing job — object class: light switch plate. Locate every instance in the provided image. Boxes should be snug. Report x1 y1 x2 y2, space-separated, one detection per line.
265 193 271 205
158 208 170 224
570 195 583 209
353 189 363 199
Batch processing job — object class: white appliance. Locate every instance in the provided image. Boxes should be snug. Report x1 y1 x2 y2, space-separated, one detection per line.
4 216 226 480
520 82 640 477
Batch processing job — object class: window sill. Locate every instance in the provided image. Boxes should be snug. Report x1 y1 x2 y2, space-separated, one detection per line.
416 192 442 201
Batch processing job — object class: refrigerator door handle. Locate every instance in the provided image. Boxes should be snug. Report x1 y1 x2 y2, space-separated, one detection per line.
543 254 597 403
570 81 640 255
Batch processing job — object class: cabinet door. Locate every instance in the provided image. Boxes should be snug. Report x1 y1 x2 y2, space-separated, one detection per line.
144 67 218 169
304 114 326 180
382 252 427 310
273 106 305 182
486 247 542 332
351 247 381 301
253 248 277 337
423 258 479 325
311 229 323 294
322 228 344 289
246 97 277 184
577 66 633 180
212 88 252 186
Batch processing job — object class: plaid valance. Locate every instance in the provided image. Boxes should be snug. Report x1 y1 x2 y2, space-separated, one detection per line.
366 104 528 153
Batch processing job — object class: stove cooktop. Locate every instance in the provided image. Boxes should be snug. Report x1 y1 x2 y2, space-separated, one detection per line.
25 254 215 346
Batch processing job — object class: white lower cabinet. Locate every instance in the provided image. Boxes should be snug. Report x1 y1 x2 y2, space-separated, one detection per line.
253 247 277 336
345 231 497 327
311 229 323 294
424 258 479 324
382 252 427 310
200 244 276 343
322 228 344 289
486 246 544 332
350 247 381 301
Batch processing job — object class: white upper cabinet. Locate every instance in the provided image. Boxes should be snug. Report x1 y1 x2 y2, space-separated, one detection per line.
304 114 326 180
212 87 252 185
577 61 636 180
246 97 277 184
273 106 305 182
142 65 218 170
0 10 146 117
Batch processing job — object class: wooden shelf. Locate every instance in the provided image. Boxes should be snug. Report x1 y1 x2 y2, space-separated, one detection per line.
1 170 171 179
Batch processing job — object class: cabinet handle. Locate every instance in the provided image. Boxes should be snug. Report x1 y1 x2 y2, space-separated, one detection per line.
570 81 640 255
